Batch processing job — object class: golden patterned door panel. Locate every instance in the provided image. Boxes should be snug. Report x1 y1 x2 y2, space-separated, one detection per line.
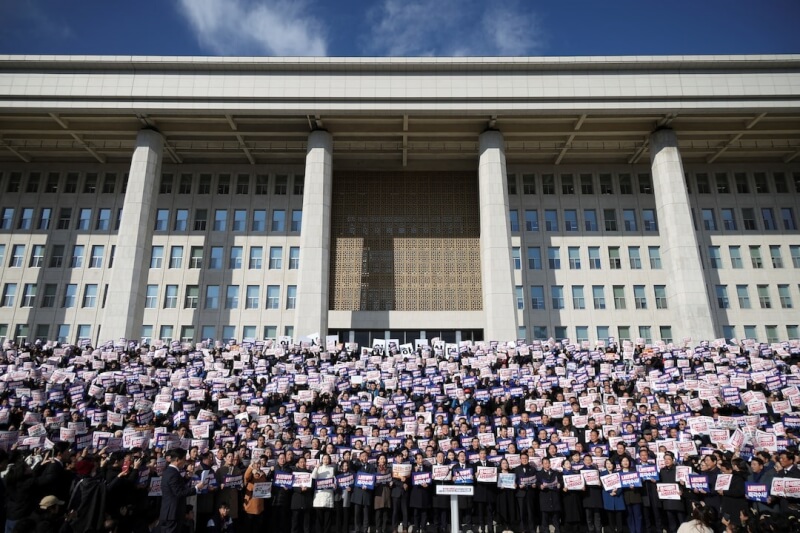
330 172 482 311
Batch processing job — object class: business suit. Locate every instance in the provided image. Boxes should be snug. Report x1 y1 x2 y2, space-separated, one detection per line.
471 460 496 533
160 464 197 533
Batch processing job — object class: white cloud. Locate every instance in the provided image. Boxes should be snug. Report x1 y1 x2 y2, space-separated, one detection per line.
177 0 327 56
364 0 544 56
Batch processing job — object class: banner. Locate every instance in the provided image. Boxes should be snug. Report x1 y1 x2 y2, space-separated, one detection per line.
498 473 516 489
253 481 272 498
563 473 585 491
412 471 432 486
601 472 622 492
688 475 709 491
745 483 768 502
476 466 498 483
657 483 681 500
620 472 641 488
355 472 376 490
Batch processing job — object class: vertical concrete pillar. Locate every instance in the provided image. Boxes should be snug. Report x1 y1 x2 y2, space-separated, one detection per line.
294 130 333 338
103 129 163 342
478 130 519 341
649 128 715 341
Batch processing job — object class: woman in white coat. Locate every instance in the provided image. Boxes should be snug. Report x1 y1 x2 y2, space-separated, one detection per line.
312 453 337 533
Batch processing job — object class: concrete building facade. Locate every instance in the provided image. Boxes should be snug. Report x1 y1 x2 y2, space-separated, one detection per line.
0 55 798 346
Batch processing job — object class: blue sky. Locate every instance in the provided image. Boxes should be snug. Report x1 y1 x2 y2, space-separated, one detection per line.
0 0 798 57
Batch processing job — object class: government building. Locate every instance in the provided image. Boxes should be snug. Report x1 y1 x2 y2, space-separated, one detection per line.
0 55 798 347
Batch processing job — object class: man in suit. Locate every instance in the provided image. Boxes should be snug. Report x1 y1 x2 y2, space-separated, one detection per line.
471 449 496 533
514 452 537 533
160 448 207 533
777 451 800 515
35 441 74 504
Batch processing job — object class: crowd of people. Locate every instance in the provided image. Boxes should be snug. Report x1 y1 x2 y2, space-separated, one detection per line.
0 333 799 533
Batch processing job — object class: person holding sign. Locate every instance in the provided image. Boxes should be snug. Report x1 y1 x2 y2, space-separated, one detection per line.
214 451 242 525
390 454 411 533
747 457 778 514
291 456 314 533
619 457 643 533
431 451 451 533
334 460 354 533
537 457 562 533
658 452 686 533
159 448 207 533
373 454 392 533
352 451 376 533
242 456 268 533
716 460 748 529
409 453 432 533
272 452 294 533
514 452 539 533
472 448 497 533
559 459 583 533
581 454 604 533
311 454 336 533
601 459 624 533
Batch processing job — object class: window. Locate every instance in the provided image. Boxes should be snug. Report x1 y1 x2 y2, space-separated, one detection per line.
189 247 203 269
155 209 169 231
77 208 91 230
642 210 658 231
792 245 800 268
572 285 585 309
236 174 249 195
542 174 555 194
527 247 541 270
159 173 173 194
547 247 560 269
293 175 304 195
17 208 33 230
638 326 652 344
225 285 239 309
770 245 783 268
102 173 116 194
9 244 24 267
197 174 211 194
701 209 717 231
89 245 104 268
82 173 98 194
82 284 97 308
715 173 730 194
24 173 40 193
574 326 588 343
36 208 51 231
743 325 758 340
209 247 223 269
289 247 300 269
244 285 259 309
628 247 642 269
145 285 158 308
45 173 59 193
522 174 536 194
754 172 769 193
613 285 626 309
789 325 799 340
286 285 297 309
41 284 57 308
530 286 545 310
515 286 524 309
274 175 287 195
524 210 539 231
782 208 798 230
55 207 70 230
205 285 220 309
633 285 647 309
638 173 652 194
592 286 606 309
696 173 710 194
231 210 246 232
269 247 283 269
255 175 268 195
62 284 76 308
249 247 263 269
623 209 637 231
272 210 286 232
213 210 227 231
181 326 196 343
736 285 751 308
64 173 78 193
708 246 722 269
733 172 750 194
0 244 4 266
596 325 610 340
584 209 598 231
568 247 581 269
252 210 266 232
163 285 178 308
721 208 737 230
70 245 84 268
507 173 517 195
169 246 183 269
150 246 164 268
194 209 208 231
561 174 574 194
608 247 621 269
757 285 771 308
654 285 667 309
511 247 521 270
715 285 730 309
159 325 174 343
730 246 743 269
603 209 617 231
599 174 613 194
20 284 36 307
229 246 243 269
291 210 302 232
644 246 660 270
588 247 601 269
759 208 780 234
544 210 558 231
749 246 763 268
49 245 64 268
551 286 564 309
217 174 230 194
774 172 788 193
580 174 594 194
742 208 757 230
509 210 520 232
93 208 110 231
174 209 188 231
266 285 280 309
778 285 793 309
564 210 578 232
619 174 633 194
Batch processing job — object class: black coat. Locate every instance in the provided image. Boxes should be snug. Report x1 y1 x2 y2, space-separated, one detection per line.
351 462 376 507
580 467 603 510
657 465 685 512
513 464 537 500
560 470 583 522
160 465 196 525
702 467 722 511
409 464 432 509
290 467 314 510
271 466 293 508
36 460 74 504
536 469 562 513
719 471 748 526
471 461 497 504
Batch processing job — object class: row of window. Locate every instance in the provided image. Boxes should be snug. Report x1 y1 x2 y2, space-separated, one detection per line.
140 325 296 345
0 243 114 269
705 244 800 270
506 171 800 196
0 323 95 345
148 245 300 271
0 282 299 311
714 284 798 311
694 206 797 232
509 208 658 233
0 207 119 232
514 284 668 311
0 171 305 197
511 245 663 271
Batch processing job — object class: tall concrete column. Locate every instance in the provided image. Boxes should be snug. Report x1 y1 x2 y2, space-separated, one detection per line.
649 128 715 341
103 129 163 342
478 130 519 341
294 130 333 338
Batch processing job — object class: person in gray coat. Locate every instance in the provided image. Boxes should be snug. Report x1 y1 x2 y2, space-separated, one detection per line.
746 458 778 514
